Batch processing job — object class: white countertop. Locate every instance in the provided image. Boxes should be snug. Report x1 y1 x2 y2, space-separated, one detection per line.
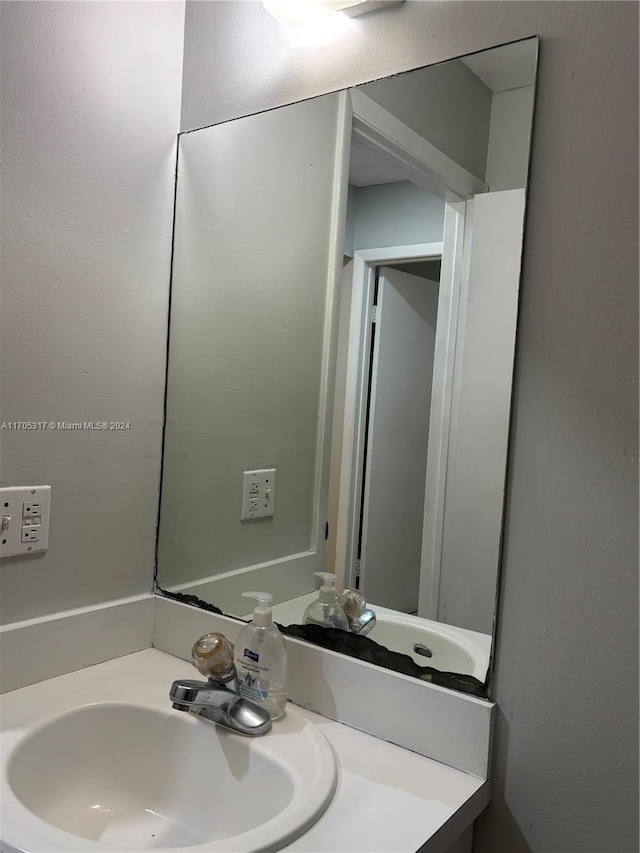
0 649 488 853
283 710 487 852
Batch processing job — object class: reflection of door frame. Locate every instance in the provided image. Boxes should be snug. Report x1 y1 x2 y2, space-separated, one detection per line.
337 204 466 615
332 89 480 616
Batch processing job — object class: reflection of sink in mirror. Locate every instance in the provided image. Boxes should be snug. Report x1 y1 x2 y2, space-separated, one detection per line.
2 701 337 852
370 608 490 681
264 594 490 682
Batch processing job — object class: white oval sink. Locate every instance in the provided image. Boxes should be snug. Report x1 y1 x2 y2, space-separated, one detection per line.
1 701 337 853
368 612 489 680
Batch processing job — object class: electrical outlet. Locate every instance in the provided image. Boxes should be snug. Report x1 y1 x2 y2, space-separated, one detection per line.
241 469 276 521
21 526 41 543
0 486 51 558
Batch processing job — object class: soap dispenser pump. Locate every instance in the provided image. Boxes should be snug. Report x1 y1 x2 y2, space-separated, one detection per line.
303 572 349 631
235 591 287 720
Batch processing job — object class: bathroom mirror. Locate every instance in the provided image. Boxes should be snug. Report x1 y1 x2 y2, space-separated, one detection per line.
156 37 538 696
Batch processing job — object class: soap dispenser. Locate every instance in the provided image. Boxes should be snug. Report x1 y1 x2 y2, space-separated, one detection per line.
235 592 287 720
303 572 349 631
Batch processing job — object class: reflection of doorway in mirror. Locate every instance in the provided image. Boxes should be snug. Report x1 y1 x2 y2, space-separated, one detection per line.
358 264 440 615
325 231 461 625
322 87 476 625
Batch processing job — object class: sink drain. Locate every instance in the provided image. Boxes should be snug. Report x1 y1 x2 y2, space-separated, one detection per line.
413 643 433 659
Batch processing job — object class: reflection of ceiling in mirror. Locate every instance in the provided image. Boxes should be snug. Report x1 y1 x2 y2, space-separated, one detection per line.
349 134 414 187
461 40 537 93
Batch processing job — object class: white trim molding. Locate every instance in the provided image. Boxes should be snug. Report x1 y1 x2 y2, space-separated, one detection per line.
0 594 155 694
419 202 467 618
163 550 318 615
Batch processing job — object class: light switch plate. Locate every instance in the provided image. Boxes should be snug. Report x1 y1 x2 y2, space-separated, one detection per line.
241 469 276 521
0 485 51 558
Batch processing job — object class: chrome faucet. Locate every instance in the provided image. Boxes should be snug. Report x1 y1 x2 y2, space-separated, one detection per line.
170 632 272 736
337 588 377 637
348 608 377 636
170 668 272 736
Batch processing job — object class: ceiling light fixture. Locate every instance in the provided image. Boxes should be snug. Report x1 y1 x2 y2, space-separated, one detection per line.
262 0 404 29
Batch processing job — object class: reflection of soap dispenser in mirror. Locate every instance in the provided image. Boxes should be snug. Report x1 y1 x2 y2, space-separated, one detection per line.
235 592 287 720
303 572 350 631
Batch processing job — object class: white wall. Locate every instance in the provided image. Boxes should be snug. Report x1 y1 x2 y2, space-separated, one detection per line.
180 2 639 851
0 1 184 623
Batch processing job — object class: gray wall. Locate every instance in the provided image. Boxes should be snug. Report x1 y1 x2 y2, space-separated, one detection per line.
181 2 639 851
0 1 184 623
351 181 444 251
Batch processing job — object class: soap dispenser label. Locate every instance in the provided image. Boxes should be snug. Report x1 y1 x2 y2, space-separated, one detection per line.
244 648 259 663
238 668 270 701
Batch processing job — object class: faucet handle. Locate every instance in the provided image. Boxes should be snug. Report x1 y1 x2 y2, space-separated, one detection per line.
336 589 377 636
191 633 235 680
337 588 366 622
